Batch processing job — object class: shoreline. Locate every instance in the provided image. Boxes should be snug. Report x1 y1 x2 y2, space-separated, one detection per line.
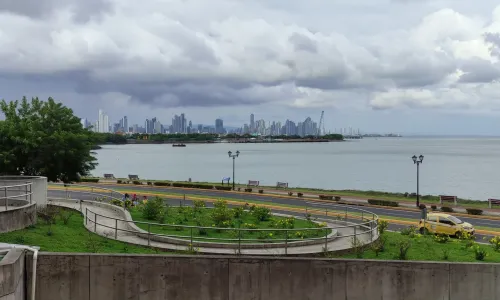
80 176 488 207
98 139 344 145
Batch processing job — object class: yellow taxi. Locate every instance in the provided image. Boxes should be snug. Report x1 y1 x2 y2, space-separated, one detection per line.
418 212 475 237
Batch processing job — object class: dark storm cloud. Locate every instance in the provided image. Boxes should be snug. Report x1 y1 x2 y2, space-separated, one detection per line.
0 0 113 22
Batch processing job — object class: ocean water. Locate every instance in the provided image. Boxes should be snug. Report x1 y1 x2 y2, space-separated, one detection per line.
91 137 500 200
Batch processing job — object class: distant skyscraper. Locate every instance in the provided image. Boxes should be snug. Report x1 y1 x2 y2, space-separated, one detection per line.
98 109 109 133
123 116 128 133
250 114 255 132
215 118 224 134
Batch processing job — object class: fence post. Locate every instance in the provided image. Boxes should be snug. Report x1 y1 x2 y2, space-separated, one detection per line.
115 219 118 239
190 227 193 245
148 223 151 246
370 220 373 241
79 200 82 212
4 187 7 211
285 230 288 255
183 194 186 206
85 208 88 225
29 184 32 204
324 228 328 251
305 206 308 215
238 228 242 255
325 208 328 216
25 184 28 203
94 213 97 233
354 226 357 241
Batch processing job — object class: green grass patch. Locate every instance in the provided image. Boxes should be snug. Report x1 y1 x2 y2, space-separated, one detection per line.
129 202 330 243
0 208 161 254
335 231 500 262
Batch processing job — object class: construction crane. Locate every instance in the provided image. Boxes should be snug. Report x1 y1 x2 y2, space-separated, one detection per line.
317 111 325 137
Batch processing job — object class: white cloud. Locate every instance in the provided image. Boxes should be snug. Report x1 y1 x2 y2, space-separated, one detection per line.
0 0 500 117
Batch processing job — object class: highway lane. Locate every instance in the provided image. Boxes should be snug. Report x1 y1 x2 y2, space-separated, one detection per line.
58 183 500 230
47 189 493 242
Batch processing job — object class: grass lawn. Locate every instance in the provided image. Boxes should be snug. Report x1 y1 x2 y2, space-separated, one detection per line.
129 202 330 243
0 208 162 254
336 231 500 262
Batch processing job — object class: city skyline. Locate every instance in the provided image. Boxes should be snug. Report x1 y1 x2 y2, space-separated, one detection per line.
82 109 354 136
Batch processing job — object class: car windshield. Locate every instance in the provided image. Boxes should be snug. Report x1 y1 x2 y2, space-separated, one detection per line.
447 216 463 224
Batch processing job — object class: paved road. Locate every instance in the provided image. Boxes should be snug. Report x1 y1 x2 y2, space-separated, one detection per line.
47 185 496 242
53 183 500 229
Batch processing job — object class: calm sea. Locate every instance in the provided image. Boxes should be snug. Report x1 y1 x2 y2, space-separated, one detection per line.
92 137 500 200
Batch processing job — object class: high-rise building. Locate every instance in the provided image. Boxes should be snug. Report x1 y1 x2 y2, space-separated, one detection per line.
250 114 255 132
98 109 109 133
123 116 128 133
215 118 224 134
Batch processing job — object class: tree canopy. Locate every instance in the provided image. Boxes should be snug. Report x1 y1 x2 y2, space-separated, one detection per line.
0 97 97 182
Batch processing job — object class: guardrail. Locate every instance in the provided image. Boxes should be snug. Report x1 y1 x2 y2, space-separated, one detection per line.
0 182 33 210
49 184 379 253
49 183 124 202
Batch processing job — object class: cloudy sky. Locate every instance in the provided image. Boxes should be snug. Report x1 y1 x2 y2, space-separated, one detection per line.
1 0 500 135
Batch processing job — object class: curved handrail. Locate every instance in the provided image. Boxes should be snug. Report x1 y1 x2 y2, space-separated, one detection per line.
0 181 34 209
50 185 380 251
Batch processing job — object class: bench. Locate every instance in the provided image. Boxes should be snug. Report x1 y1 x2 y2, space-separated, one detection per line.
488 198 500 209
439 195 457 205
247 180 260 187
128 175 139 181
103 173 115 179
276 182 288 189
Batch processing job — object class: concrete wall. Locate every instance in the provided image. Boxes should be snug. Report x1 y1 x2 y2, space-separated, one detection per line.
0 203 36 233
27 254 500 300
0 249 25 300
0 176 48 207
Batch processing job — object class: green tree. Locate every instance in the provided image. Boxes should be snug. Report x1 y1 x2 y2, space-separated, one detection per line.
0 96 97 182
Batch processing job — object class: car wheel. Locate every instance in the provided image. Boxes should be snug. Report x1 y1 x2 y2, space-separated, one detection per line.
419 227 427 234
455 231 462 238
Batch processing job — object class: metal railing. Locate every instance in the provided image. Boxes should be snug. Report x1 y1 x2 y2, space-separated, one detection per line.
0 182 33 210
49 183 124 202
50 184 379 253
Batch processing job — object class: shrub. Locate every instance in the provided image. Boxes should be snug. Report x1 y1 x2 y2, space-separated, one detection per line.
232 207 244 219
350 237 365 258
193 200 206 211
211 200 232 227
474 245 487 261
237 187 241 191
431 205 437 211
371 235 387 257
397 239 411 260
466 208 483 215
378 220 388 235
245 188 252 192
334 196 341 201
215 186 232 191
252 206 272 221
489 236 500 252
297 192 303 197
58 210 73 225
110 199 123 207
434 233 450 244
400 225 417 238
147 181 152 185
319 195 334 200
367 199 399 207
142 197 165 221
132 180 142 185
80 177 99 183
288 192 293 196
418 204 426 209
441 206 454 213
258 189 264 194
117 179 123 184
153 181 171 186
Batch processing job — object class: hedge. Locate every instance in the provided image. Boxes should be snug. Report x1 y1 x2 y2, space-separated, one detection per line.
153 181 171 186
245 188 252 192
215 186 232 191
441 206 454 213
466 208 483 215
297 192 303 197
80 178 99 183
319 195 334 200
132 180 142 185
367 199 399 207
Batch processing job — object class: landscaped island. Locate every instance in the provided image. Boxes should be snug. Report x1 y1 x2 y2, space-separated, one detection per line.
121 198 329 243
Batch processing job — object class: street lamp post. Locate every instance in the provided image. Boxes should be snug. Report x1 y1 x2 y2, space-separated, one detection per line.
412 154 424 207
228 150 240 190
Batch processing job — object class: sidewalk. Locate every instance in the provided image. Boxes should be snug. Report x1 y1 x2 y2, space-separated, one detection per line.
48 198 375 255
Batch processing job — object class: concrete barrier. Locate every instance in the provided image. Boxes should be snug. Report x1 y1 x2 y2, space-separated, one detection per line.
0 203 36 233
0 176 47 207
0 249 25 300
26 254 500 300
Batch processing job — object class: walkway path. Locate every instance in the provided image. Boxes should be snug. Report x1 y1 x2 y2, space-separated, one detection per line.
48 198 376 255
